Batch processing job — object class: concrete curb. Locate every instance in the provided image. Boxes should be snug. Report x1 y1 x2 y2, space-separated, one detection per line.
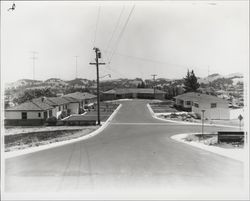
4 104 122 159
170 133 247 162
146 103 239 128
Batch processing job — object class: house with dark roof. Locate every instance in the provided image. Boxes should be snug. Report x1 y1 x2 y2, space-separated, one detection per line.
102 88 166 100
5 101 54 126
64 92 97 109
33 96 80 118
174 92 229 119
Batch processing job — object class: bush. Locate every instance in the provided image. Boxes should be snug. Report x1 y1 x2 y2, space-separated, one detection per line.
170 113 178 118
58 111 67 120
46 116 57 126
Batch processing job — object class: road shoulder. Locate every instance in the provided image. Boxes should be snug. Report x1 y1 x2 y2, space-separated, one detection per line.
171 133 247 162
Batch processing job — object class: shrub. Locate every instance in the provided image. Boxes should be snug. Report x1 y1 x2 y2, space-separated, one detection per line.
46 116 57 126
170 113 178 118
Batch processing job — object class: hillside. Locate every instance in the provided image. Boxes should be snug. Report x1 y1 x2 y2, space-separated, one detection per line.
198 73 243 84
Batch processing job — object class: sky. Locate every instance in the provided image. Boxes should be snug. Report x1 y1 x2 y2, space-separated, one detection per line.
1 1 249 83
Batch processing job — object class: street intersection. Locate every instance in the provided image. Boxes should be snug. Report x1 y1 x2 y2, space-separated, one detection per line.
4 100 246 198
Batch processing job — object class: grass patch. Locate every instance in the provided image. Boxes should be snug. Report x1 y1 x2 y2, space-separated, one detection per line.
184 134 218 145
5 127 98 152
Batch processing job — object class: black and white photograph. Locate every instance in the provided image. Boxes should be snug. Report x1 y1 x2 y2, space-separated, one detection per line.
1 0 249 200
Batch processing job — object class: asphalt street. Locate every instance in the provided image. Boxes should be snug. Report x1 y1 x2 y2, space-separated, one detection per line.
4 100 246 198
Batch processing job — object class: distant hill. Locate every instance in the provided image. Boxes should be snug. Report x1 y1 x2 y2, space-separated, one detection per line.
198 73 222 84
66 78 89 86
5 72 244 91
224 73 243 79
44 78 68 86
198 73 243 84
5 79 43 89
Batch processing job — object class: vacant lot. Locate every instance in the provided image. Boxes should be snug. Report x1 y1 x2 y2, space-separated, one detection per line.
5 126 98 152
149 101 178 113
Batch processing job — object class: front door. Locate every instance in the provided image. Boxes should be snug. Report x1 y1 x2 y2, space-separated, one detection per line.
44 111 48 120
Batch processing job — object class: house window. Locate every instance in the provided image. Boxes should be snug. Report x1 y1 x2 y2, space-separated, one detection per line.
59 106 61 111
211 103 217 108
194 103 199 108
21 112 27 120
186 101 191 106
49 110 52 117
38 113 41 117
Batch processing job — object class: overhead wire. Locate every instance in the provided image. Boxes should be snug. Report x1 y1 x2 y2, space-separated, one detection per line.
103 6 126 63
107 5 135 67
93 5 101 47
101 5 136 79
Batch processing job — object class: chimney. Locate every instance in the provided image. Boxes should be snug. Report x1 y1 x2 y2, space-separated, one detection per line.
41 97 46 102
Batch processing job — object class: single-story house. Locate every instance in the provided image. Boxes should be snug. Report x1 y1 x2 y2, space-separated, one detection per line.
5 101 54 126
63 92 97 109
32 96 80 118
174 92 229 120
102 88 166 100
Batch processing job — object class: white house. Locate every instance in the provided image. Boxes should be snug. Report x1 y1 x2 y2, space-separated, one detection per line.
64 92 97 109
33 96 80 118
174 92 230 120
5 101 54 126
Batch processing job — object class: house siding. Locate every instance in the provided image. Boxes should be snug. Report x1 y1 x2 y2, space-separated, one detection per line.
68 102 79 114
5 111 45 120
192 102 229 120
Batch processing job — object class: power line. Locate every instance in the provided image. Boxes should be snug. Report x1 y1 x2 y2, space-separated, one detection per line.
107 5 135 67
103 6 125 62
93 5 101 47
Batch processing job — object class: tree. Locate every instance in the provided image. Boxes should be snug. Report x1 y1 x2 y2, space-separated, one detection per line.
13 88 56 104
183 70 200 92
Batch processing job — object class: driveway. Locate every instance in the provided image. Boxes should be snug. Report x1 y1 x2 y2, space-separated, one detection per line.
4 100 247 198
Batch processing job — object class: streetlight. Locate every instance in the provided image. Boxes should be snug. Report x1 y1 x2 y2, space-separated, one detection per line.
201 109 205 138
238 114 243 131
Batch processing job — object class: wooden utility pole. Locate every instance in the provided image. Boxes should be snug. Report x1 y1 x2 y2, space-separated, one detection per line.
30 51 38 85
201 110 205 138
75 56 78 79
151 74 157 99
89 47 105 125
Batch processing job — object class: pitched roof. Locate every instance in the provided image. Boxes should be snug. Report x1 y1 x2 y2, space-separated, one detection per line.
64 92 97 101
46 97 71 105
62 96 79 103
5 101 53 111
33 96 79 106
174 92 227 104
103 88 166 94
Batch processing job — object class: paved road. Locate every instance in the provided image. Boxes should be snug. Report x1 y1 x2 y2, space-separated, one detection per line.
4 100 246 198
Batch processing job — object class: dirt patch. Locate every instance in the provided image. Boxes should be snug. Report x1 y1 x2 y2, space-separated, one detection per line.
5 126 98 152
184 134 244 148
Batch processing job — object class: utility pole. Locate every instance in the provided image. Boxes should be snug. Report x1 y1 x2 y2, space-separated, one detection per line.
151 74 157 99
201 110 205 138
30 51 38 85
75 56 78 79
89 47 105 125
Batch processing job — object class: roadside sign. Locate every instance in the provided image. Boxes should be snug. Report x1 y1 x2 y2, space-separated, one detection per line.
238 114 243 121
